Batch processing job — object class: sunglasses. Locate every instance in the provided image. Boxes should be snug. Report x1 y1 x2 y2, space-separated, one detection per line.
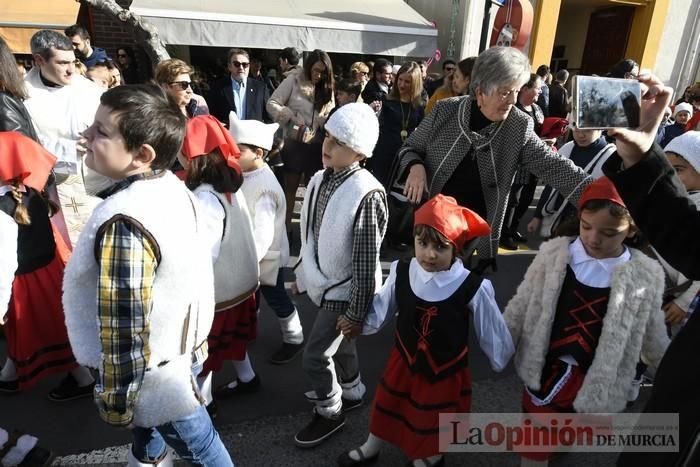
117 54 128 58
231 61 250 68
169 81 192 90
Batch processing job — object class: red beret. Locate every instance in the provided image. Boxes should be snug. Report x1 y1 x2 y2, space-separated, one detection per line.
414 194 491 250
0 131 56 191
578 176 626 211
182 115 241 175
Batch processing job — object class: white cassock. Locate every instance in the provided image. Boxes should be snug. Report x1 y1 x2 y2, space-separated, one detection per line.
24 68 113 246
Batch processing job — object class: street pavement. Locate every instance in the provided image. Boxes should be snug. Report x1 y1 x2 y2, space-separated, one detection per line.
1 196 651 467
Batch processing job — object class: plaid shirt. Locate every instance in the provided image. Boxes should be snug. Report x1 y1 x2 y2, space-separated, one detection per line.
314 163 388 324
94 171 161 426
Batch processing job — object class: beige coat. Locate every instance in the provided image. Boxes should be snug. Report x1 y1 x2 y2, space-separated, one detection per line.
504 236 670 413
266 68 333 136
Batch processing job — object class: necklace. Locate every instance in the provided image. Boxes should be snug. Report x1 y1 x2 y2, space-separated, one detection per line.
400 101 410 141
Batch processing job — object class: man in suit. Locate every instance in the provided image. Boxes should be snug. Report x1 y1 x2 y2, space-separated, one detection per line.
548 69 570 118
209 48 270 125
361 58 393 105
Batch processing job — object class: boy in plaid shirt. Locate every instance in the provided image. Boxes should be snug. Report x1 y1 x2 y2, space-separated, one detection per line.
63 85 232 466
293 103 388 447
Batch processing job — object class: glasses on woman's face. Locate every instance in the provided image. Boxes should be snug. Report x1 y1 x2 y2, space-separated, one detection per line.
230 61 250 69
169 81 192 90
117 54 128 58
497 88 520 101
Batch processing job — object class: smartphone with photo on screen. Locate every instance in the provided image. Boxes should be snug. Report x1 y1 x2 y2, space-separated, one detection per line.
572 75 641 129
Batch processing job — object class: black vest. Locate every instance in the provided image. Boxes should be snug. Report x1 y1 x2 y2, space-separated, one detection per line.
394 259 483 382
547 265 610 370
0 189 55 274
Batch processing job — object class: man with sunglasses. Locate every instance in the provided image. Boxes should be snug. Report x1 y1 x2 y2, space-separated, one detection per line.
209 48 270 126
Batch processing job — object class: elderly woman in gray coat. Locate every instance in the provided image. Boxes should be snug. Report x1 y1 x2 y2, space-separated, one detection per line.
398 47 590 272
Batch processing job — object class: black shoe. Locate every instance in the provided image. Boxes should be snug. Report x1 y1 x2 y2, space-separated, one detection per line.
499 236 518 251
337 448 379 466
48 375 94 402
206 401 218 420
511 230 528 243
214 374 261 398
18 445 55 467
270 341 305 365
294 410 345 448
341 397 363 413
0 379 19 394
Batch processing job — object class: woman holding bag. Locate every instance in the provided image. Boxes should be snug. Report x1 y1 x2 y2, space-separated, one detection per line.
266 50 335 231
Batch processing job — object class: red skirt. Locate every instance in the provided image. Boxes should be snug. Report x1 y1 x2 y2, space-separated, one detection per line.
202 294 258 374
4 254 77 390
370 347 472 460
520 360 586 461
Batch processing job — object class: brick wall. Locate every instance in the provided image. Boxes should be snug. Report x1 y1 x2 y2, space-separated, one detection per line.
82 0 152 81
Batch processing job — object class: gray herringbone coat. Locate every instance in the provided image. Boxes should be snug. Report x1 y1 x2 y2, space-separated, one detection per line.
396 95 590 262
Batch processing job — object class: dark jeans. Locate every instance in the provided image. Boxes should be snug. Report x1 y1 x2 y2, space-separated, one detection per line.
256 269 295 319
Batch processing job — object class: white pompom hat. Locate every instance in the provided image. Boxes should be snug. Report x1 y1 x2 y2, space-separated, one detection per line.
323 103 380 158
228 111 279 151
665 131 700 174
674 102 694 118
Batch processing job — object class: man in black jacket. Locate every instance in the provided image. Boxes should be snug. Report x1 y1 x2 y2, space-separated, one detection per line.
548 69 569 118
208 48 270 126
361 58 393 105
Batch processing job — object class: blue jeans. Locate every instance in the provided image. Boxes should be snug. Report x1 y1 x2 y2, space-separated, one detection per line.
257 269 295 319
131 405 233 466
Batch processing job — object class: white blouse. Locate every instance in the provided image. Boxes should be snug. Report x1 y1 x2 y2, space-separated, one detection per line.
195 190 225 261
0 210 18 314
569 237 631 288
242 167 277 262
370 258 514 372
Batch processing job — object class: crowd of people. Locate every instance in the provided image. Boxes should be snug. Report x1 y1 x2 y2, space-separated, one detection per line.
1 20 700 467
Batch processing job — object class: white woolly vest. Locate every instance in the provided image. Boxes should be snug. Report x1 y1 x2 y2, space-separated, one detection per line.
240 165 289 286
63 171 215 427
193 185 259 307
297 169 384 305
504 236 670 414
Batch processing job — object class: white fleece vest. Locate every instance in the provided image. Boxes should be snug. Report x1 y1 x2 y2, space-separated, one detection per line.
194 185 259 307
297 169 384 305
63 171 215 427
240 166 289 286
504 236 670 413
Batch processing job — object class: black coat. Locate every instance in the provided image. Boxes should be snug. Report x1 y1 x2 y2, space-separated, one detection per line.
208 76 270 125
604 146 700 467
548 81 568 118
361 79 389 104
0 92 38 140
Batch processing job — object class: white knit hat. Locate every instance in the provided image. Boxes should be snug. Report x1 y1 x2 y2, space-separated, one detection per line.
665 131 700 174
324 103 380 158
228 111 279 151
674 102 693 118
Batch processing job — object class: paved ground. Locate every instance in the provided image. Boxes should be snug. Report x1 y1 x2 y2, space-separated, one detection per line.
1 192 652 466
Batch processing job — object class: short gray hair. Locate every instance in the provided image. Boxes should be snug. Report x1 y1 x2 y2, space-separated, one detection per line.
555 69 569 83
470 47 531 96
30 30 73 61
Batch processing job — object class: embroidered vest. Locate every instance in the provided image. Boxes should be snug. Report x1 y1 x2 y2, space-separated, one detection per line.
0 189 55 274
394 260 482 382
547 265 610 370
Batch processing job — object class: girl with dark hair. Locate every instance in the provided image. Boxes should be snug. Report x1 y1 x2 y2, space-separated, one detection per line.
0 37 37 138
505 177 669 466
177 115 261 418
267 49 335 232
0 132 95 400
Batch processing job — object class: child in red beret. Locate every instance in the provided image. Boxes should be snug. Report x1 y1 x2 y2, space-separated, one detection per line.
339 194 514 467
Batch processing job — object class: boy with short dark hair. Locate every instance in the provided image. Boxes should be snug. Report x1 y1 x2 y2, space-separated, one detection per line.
293 103 388 448
62 85 232 466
